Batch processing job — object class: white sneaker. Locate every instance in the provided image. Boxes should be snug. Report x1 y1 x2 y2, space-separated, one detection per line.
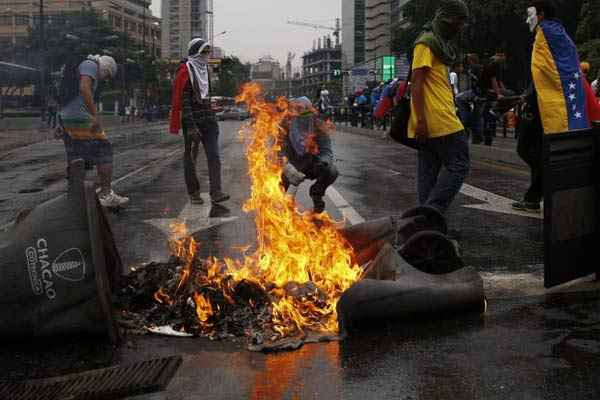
99 190 130 208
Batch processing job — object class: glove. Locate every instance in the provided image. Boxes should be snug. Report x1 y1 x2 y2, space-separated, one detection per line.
283 162 306 186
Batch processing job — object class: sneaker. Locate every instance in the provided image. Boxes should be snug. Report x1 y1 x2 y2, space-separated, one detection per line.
512 200 541 213
190 192 204 205
312 196 325 214
211 191 230 203
99 190 130 208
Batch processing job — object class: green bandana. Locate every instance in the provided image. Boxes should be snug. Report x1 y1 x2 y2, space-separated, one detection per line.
414 0 469 66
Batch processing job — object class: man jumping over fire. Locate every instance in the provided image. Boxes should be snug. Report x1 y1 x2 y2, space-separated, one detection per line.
280 97 338 214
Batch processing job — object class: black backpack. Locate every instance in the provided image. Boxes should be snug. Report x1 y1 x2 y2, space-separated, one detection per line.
58 57 101 107
388 55 417 149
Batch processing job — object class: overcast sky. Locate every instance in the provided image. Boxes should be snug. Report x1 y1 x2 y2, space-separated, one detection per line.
150 0 340 67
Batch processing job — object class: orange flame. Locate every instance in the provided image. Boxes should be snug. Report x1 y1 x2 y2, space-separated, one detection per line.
154 287 173 305
193 292 214 326
166 83 361 338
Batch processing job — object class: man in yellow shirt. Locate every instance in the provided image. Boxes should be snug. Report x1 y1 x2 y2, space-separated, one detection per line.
409 0 470 214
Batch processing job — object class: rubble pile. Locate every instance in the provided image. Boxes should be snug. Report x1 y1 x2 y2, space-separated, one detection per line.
117 253 336 351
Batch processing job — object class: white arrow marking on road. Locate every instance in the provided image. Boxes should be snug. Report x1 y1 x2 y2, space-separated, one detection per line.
327 186 366 225
460 183 543 220
144 193 239 237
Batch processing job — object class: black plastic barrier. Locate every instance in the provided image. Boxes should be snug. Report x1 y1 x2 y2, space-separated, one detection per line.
0 160 121 342
543 126 600 287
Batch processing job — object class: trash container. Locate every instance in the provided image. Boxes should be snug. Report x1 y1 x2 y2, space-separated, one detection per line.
0 160 121 342
337 243 485 334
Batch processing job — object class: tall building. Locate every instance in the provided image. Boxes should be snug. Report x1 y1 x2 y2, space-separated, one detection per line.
0 0 162 60
342 0 409 67
161 0 208 61
365 0 391 60
93 0 162 58
342 0 366 68
301 36 342 101
0 0 91 52
250 55 282 94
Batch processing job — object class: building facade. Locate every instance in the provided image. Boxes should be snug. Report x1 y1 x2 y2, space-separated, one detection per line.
365 0 391 60
342 0 366 68
0 0 91 52
160 0 208 61
0 0 161 61
301 36 342 102
250 55 282 95
93 0 161 58
342 0 411 94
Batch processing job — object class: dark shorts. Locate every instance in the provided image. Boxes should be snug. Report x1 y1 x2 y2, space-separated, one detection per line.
63 134 113 169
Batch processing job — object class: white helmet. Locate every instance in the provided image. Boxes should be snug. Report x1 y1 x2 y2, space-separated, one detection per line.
98 55 117 79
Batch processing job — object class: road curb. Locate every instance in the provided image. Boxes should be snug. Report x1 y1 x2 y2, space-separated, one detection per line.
336 124 527 169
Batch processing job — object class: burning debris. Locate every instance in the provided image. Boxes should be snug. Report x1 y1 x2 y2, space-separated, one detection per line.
118 84 362 351
116 84 485 352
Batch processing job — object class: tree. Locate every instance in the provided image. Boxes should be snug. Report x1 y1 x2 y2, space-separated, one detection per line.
213 56 251 97
392 0 586 91
577 1 600 77
26 9 148 102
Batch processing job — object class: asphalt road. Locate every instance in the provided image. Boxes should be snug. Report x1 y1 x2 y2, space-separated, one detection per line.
1 120 599 399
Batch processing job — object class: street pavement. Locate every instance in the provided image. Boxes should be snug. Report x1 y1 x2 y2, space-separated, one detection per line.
1 120 599 399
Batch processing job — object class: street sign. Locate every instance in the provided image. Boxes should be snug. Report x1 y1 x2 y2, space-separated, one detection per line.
543 128 600 287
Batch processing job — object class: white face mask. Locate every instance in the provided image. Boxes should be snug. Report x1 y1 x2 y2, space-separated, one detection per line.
526 7 538 32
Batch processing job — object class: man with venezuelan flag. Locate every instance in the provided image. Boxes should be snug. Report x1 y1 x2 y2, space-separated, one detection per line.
513 0 592 213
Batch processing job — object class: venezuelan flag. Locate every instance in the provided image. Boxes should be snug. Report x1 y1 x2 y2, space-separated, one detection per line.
532 20 590 134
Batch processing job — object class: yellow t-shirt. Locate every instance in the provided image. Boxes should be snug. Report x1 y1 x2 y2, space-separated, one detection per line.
408 44 464 139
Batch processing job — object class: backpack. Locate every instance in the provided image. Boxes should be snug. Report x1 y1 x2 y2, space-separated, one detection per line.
58 58 101 107
388 55 417 149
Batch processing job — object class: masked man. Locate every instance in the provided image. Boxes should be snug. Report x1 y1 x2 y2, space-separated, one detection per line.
408 0 470 214
60 54 128 208
170 38 230 205
281 97 338 214
514 1 591 212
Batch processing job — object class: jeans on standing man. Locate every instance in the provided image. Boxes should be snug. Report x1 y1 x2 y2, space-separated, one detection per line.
417 131 470 213
182 115 222 199
408 0 470 215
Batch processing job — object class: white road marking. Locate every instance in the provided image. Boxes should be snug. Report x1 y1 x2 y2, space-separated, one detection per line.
96 148 183 193
1 148 184 232
326 187 365 226
481 269 599 298
144 193 238 237
460 183 543 220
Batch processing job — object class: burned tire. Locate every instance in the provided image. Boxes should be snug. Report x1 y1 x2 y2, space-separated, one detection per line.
400 206 447 234
399 230 463 275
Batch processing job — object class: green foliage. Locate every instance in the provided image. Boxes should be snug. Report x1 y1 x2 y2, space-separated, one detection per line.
579 39 600 79
213 56 251 97
392 0 589 91
576 1 600 77
576 0 600 43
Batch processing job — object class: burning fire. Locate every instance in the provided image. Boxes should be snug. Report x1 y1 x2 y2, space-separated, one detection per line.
158 83 361 339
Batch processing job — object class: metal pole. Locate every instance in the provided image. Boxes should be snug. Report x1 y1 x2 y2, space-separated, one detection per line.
39 0 46 122
142 2 147 106
209 0 214 52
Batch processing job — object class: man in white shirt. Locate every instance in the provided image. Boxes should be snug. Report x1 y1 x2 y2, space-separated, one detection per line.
450 62 463 97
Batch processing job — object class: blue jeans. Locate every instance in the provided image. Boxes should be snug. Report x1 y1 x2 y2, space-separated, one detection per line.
417 131 470 214
456 92 483 142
